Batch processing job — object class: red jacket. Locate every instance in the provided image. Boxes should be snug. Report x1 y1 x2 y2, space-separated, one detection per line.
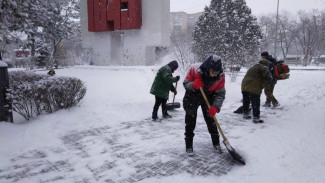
183 64 226 109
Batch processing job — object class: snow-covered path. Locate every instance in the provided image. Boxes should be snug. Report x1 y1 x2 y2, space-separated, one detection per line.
0 66 324 183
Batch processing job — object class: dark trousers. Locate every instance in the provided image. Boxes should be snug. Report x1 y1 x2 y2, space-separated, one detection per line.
264 84 278 104
152 96 168 115
183 91 219 145
242 91 260 118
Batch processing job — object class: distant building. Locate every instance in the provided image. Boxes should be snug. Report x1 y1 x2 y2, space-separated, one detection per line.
12 49 30 68
14 49 30 58
170 12 202 33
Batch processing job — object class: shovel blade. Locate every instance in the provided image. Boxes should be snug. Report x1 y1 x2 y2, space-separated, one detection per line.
166 102 181 110
223 140 246 165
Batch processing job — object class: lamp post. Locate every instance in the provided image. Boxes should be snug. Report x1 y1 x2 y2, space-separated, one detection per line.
0 44 2 60
0 61 13 122
274 0 280 57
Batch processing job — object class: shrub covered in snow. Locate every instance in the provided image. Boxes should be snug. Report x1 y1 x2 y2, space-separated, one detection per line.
7 71 86 120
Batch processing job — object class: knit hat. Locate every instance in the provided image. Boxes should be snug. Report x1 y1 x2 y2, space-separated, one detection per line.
199 55 223 78
203 55 222 71
167 60 178 71
261 51 269 57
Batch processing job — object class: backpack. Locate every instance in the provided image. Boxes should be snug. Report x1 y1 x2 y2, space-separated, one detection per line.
274 60 290 80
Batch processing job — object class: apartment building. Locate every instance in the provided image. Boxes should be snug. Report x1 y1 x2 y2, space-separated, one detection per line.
170 12 202 33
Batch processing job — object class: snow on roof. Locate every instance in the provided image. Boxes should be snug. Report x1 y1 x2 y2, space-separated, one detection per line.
13 49 30 51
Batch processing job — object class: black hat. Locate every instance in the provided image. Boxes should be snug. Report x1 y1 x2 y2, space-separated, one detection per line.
208 55 222 71
167 60 178 71
200 55 223 74
261 51 269 57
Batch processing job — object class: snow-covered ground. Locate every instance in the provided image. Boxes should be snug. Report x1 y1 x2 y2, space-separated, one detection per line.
0 64 325 183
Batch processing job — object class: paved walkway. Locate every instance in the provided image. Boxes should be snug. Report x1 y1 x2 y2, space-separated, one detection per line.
0 110 239 183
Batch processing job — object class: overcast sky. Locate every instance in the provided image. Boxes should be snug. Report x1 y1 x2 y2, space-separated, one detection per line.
170 0 325 16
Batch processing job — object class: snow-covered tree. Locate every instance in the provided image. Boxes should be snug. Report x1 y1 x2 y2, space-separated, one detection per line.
258 10 325 64
170 29 196 73
295 10 325 65
40 0 80 68
16 0 47 68
1 0 80 68
0 0 24 60
192 0 262 67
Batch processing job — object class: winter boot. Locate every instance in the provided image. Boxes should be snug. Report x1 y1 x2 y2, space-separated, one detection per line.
273 102 280 107
243 113 252 119
211 134 223 154
263 101 271 107
185 137 194 156
152 112 159 121
214 145 223 154
253 117 264 123
163 113 172 118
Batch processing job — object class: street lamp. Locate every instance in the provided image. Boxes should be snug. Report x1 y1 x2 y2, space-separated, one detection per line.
274 0 280 57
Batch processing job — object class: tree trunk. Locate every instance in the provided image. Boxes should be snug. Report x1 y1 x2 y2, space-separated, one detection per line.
53 44 60 69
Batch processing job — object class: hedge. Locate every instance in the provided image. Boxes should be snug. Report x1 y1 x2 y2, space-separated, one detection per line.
6 71 86 120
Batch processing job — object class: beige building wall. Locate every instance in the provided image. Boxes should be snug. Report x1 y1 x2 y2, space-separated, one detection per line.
170 12 202 33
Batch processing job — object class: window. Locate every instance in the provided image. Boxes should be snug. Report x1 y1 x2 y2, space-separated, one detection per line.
121 2 128 11
173 14 183 26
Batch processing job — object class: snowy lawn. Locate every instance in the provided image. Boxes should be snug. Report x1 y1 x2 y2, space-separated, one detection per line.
0 65 325 183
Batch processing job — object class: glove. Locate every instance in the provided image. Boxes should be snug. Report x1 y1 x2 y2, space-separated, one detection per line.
175 75 180 81
207 106 219 117
192 79 204 90
173 90 177 95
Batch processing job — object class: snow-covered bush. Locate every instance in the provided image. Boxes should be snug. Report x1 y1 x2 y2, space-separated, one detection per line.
7 71 86 120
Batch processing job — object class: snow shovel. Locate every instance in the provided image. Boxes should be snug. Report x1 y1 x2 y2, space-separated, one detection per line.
199 87 246 165
166 81 181 110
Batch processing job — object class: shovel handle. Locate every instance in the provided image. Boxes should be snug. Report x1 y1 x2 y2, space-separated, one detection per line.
199 87 227 142
172 81 178 104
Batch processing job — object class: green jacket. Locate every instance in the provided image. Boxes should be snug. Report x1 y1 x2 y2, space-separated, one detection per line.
150 65 178 99
241 61 273 95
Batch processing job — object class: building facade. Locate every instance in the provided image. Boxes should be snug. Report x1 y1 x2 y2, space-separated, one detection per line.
80 0 170 66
